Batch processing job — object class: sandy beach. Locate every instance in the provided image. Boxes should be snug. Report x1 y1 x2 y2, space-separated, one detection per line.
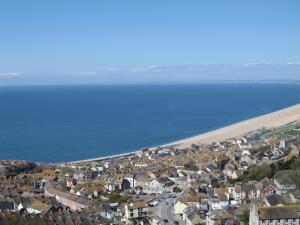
164 103 300 148
69 103 300 164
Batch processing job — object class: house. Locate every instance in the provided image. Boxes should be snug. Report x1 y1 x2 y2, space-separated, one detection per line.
17 197 30 212
279 140 286 148
134 174 153 187
174 200 188 215
263 193 287 206
123 174 136 188
124 200 149 221
249 204 300 225
240 183 259 199
274 177 296 194
182 207 203 225
206 209 235 225
0 195 15 210
231 184 241 203
44 186 92 211
100 206 116 220
210 197 221 210
179 190 201 208
214 188 229 209
257 177 277 197
26 199 52 214
144 177 175 193
105 179 116 192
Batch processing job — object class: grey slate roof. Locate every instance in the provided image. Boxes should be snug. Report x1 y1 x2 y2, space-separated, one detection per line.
264 194 286 206
259 205 300 220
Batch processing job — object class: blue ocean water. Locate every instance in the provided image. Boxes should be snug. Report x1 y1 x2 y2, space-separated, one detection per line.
0 84 300 162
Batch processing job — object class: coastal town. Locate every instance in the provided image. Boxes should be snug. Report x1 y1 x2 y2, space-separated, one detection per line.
1 121 300 225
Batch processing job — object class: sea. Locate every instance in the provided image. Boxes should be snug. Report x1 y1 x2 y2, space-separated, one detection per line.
0 83 300 162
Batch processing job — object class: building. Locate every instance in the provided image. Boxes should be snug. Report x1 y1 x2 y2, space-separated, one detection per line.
257 178 277 197
249 204 300 225
182 207 203 225
143 177 175 193
174 200 188 215
26 199 51 214
206 209 235 225
263 193 286 206
44 186 92 211
124 200 149 221
274 177 296 194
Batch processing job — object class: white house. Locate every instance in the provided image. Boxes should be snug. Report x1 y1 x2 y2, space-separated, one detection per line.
144 177 174 193
125 200 149 221
124 174 136 188
174 200 188 215
26 199 50 214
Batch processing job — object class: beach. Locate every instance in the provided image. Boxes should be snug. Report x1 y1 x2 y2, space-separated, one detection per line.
69 103 300 164
164 103 300 148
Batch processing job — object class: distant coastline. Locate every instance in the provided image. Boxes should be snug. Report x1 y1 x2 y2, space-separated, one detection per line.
69 102 300 164
1 79 300 87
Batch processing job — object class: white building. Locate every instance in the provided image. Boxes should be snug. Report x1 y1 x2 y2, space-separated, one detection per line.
174 200 188 215
144 177 175 193
125 200 149 221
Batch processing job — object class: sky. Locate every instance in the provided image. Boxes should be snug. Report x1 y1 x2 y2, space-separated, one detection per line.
0 0 300 85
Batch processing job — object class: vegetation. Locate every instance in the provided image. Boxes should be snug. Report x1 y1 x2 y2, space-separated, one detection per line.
108 192 127 204
237 157 300 183
284 129 300 136
274 170 300 188
184 160 199 171
0 214 48 225
239 209 250 225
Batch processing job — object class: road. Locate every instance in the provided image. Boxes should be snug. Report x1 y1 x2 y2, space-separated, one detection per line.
155 194 185 225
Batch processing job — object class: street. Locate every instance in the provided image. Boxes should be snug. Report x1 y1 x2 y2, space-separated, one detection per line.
155 194 185 225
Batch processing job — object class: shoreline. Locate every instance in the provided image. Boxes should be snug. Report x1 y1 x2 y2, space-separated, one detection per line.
68 103 300 164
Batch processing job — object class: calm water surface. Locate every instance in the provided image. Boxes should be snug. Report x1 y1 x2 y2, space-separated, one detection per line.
0 84 300 162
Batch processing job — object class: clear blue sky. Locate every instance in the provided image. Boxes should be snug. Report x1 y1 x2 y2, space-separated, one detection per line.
0 0 300 84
